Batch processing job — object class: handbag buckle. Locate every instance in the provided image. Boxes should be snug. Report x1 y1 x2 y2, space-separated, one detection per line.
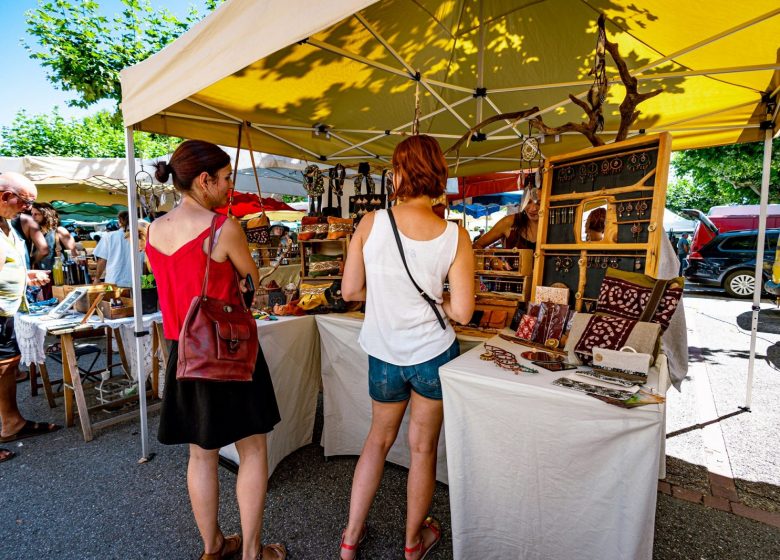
224 305 233 312
228 339 240 353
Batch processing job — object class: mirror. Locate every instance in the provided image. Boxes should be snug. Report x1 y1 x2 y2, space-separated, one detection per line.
581 199 608 242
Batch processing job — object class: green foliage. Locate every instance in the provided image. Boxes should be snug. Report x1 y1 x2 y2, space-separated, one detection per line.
141 273 156 289
667 138 780 214
24 0 222 109
0 108 175 158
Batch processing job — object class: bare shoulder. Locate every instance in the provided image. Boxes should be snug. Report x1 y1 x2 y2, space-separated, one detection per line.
354 211 376 241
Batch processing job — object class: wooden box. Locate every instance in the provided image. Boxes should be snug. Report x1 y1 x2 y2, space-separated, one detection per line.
52 283 124 314
473 248 533 303
98 297 134 319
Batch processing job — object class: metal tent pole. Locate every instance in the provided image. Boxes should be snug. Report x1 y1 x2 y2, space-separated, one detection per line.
744 126 774 411
125 127 150 458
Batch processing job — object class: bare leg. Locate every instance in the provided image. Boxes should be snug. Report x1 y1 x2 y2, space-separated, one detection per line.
234 433 268 560
0 358 25 438
188 444 222 555
341 399 408 559
404 392 443 558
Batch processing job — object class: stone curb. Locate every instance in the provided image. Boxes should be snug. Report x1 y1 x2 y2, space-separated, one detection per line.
659 473 780 529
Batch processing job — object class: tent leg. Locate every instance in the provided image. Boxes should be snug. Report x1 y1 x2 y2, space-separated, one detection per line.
125 127 151 460
744 127 774 411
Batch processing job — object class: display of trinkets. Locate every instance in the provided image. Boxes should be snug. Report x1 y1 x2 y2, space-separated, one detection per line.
480 344 539 375
533 134 671 312
552 377 636 400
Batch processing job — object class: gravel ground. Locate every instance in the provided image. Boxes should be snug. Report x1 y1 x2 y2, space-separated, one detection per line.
2 296 780 559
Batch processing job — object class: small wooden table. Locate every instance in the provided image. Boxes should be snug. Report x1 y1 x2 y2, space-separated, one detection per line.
18 312 165 442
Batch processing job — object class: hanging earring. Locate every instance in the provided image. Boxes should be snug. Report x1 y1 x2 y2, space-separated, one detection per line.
638 201 648 217
626 202 633 216
634 257 642 270
555 256 562 272
618 203 625 218
632 222 642 242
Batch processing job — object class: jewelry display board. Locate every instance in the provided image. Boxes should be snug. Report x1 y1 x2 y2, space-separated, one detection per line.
532 133 671 312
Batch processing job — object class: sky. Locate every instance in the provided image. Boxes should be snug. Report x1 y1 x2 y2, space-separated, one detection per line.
0 0 203 129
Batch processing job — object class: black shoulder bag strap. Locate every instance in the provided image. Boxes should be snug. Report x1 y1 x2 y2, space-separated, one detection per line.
386 208 446 330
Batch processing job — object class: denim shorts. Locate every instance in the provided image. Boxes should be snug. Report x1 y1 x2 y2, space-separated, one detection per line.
368 340 460 402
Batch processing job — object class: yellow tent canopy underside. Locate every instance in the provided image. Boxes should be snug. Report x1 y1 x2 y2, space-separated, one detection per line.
121 0 780 176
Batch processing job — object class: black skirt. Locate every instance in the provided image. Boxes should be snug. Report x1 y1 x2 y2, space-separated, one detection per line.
158 341 281 450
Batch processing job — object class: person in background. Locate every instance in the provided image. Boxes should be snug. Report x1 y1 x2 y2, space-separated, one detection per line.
11 211 49 269
0 172 60 464
472 187 540 250
30 203 77 297
677 233 690 277
584 207 606 241
147 140 285 560
92 211 145 287
339 135 474 560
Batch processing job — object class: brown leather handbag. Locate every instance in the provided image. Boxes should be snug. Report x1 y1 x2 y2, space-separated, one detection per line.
176 216 258 382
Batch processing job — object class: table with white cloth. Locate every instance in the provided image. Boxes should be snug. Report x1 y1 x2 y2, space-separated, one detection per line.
440 333 669 560
314 313 454 482
219 315 321 477
15 311 165 441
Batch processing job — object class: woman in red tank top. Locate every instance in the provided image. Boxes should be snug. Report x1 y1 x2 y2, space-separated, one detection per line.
147 140 285 560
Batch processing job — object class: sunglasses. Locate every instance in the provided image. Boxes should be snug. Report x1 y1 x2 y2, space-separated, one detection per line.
0 190 35 207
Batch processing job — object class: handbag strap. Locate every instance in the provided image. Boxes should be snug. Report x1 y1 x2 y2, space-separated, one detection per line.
200 215 220 299
386 208 446 330
639 278 671 322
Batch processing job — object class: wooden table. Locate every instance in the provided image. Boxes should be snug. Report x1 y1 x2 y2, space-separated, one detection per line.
17 312 165 442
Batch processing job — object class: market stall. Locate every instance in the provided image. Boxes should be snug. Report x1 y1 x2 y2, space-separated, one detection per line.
441 335 670 560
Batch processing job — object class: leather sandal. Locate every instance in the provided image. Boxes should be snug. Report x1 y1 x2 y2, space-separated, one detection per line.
404 517 441 560
256 542 286 560
338 522 368 559
199 533 241 560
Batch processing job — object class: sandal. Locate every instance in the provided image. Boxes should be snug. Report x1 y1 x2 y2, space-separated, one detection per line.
338 522 368 559
0 447 16 463
199 533 241 560
0 420 61 444
256 542 286 560
404 517 441 560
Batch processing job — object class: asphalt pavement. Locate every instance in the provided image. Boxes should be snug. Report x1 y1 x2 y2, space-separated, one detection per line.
1 291 779 559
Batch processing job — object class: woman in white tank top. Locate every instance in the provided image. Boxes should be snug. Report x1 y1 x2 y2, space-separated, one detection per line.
338 135 474 560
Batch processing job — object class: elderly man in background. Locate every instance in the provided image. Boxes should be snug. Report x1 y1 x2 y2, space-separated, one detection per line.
0 172 60 464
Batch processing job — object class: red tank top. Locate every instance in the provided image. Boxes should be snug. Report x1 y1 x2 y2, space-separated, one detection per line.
146 215 242 340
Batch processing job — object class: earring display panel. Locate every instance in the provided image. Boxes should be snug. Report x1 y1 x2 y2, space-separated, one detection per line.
532 133 671 306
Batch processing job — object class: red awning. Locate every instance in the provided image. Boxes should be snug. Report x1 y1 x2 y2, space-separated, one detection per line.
447 172 522 203
215 192 296 218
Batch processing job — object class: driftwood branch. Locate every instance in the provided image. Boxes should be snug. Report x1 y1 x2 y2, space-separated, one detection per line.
603 37 663 141
444 108 540 155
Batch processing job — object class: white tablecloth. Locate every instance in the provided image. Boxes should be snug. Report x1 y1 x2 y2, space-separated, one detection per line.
440 334 668 560
315 314 450 483
15 311 163 382
219 315 321 477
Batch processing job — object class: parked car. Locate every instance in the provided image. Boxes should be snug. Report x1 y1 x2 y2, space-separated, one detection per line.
684 228 778 298
680 205 780 255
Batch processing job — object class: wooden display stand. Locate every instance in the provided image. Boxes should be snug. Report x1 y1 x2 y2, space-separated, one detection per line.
300 235 350 282
532 133 671 312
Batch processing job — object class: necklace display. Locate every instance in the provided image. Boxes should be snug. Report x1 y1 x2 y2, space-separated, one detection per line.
480 344 538 375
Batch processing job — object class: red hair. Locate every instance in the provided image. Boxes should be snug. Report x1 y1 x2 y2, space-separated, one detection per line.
391 135 448 201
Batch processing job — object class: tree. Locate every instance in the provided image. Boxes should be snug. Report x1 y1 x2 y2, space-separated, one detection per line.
0 109 175 158
667 138 780 213
24 0 222 109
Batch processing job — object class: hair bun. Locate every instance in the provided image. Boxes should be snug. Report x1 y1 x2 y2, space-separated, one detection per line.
154 161 172 183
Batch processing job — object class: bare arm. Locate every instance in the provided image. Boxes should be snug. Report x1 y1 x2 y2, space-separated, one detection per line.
473 214 512 249
342 212 373 301
57 226 77 253
25 217 49 266
443 227 475 324
220 218 259 290
93 258 107 284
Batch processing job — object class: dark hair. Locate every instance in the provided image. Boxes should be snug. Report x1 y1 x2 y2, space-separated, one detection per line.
391 135 448 201
154 140 231 192
117 210 130 230
586 207 606 233
32 202 59 234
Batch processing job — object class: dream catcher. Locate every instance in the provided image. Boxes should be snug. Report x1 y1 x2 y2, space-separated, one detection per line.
135 169 160 218
517 122 543 192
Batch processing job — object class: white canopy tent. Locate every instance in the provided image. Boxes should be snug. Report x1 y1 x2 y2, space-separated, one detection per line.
119 0 780 458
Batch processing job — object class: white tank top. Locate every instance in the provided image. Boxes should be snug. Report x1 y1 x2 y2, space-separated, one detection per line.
358 210 459 366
